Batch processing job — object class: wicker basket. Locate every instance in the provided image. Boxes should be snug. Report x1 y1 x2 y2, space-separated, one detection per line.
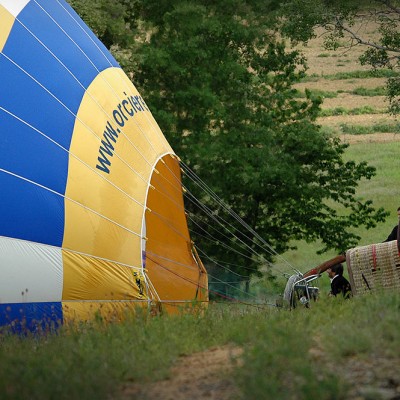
346 240 400 295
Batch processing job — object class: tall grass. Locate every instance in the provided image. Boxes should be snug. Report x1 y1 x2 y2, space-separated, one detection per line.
340 123 400 135
319 105 386 117
237 291 400 399
351 86 387 96
0 304 274 400
1 128 399 400
2 291 398 399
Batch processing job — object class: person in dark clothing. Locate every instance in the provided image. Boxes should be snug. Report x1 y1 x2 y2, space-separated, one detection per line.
326 263 352 298
383 206 400 242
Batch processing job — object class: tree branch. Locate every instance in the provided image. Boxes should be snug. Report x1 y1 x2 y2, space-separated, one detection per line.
333 17 400 54
378 0 400 15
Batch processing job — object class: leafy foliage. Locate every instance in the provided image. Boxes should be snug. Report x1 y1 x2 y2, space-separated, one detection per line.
68 0 138 70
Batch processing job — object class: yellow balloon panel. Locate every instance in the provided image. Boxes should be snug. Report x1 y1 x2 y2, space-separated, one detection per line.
0 6 14 52
63 67 172 267
62 249 146 301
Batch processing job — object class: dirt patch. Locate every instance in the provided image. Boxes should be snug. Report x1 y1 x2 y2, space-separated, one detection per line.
296 23 382 76
318 114 398 128
340 132 400 145
310 341 400 400
322 94 387 110
295 77 387 93
343 356 400 400
118 346 243 400
117 343 400 400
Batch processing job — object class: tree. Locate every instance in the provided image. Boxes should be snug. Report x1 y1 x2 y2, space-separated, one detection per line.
69 0 388 281
129 0 388 274
279 0 400 114
68 0 138 71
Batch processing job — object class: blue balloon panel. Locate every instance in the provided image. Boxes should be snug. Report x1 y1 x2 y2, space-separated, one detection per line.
0 171 65 246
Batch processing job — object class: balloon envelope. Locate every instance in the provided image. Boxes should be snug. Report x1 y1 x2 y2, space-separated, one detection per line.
0 0 208 332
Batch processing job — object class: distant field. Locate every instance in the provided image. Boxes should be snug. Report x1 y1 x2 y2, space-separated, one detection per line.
294 22 399 143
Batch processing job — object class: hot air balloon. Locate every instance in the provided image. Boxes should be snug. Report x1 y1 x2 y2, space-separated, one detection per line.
0 0 208 332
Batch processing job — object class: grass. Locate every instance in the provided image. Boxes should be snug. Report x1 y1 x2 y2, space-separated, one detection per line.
295 87 386 99
324 69 399 80
0 307 228 399
340 123 400 135
293 89 338 99
319 105 386 117
342 141 400 244
0 304 273 400
302 69 399 82
237 291 400 399
1 292 399 399
319 123 400 137
351 86 387 96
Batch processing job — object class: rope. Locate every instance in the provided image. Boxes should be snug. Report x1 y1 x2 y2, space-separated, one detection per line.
146 255 277 309
181 162 295 270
